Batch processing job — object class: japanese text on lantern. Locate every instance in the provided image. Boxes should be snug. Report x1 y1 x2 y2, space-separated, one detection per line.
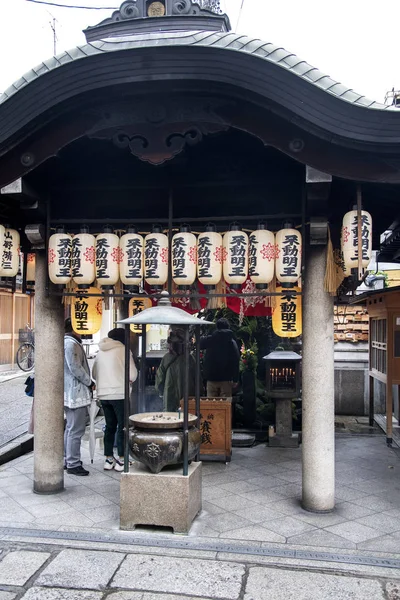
145 237 160 279
74 298 89 332
1 230 14 272
351 214 371 262
272 287 302 338
71 238 81 278
172 236 187 279
96 237 110 279
197 236 212 278
229 234 247 277
280 234 300 279
56 237 72 278
126 238 142 279
281 291 297 333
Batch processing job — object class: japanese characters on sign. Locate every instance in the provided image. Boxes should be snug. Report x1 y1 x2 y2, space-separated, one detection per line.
197 228 223 287
120 230 143 287
249 227 275 289
223 226 248 287
72 230 95 287
172 229 197 287
341 210 372 275
144 229 168 287
48 231 72 285
275 227 302 287
95 230 120 288
272 286 302 338
128 297 152 333
71 287 102 335
0 228 20 278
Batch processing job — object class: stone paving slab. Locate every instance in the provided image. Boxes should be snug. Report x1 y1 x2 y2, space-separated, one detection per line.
108 594 213 600
387 582 400 600
21 589 103 599
111 554 245 599
244 566 386 599
0 592 16 600
35 549 124 590
0 550 50 586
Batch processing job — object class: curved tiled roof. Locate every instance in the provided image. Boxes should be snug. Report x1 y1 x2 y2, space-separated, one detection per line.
0 30 393 110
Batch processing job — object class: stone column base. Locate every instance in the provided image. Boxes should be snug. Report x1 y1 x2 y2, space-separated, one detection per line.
120 461 202 534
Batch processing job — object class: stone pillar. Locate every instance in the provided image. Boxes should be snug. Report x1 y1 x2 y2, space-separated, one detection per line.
302 245 335 512
33 252 65 494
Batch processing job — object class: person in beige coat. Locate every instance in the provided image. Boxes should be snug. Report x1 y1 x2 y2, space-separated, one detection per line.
92 328 137 471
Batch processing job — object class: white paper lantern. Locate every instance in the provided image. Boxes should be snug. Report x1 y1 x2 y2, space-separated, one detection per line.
275 225 302 287
95 228 120 288
223 225 248 288
48 229 72 285
72 228 95 287
0 226 4 260
26 253 36 284
0 228 20 278
172 226 197 287
144 227 169 288
341 209 372 274
197 225 223 288
249 225 275 289
120 227 143 287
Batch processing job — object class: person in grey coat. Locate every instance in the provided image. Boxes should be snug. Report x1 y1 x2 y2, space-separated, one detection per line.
64 318 92 475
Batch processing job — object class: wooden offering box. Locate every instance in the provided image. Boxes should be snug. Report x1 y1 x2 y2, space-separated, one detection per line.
182 398 232 462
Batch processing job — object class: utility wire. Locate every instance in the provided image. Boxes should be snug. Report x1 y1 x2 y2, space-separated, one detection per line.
25 0 118 9
235 0 245 32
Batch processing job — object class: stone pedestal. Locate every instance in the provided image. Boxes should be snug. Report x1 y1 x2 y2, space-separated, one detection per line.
302 245 335 512
120 461 202 533
33 252 65 494
269 398 299 448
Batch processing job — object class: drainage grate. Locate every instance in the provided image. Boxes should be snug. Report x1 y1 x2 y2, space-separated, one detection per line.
1 527 400 570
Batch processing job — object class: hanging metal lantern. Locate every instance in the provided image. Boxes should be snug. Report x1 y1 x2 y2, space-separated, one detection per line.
249 223 275 289
272 287 302 338
0 228 20 278
144 225 169 289
120 226 143 289
95 226 120 289
129 297 152 334
223 223 248 289
275 223 302 288
72 226 95 288
172 225 197 288
26 253 36 285
197 224 223 289
71 287 103 335
48 227 72 285
341 208 372 275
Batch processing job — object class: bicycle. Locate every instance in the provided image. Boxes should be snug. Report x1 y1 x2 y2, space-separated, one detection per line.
16 325 35 372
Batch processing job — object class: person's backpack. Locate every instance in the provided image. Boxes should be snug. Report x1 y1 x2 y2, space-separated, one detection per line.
24 376 34 397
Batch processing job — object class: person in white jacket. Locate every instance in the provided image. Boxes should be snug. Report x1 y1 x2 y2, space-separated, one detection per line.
92 328 137 471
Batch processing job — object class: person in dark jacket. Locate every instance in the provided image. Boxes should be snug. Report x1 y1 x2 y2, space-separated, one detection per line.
200 318 240 398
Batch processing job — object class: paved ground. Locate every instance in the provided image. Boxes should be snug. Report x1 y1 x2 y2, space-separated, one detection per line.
0 376 32 448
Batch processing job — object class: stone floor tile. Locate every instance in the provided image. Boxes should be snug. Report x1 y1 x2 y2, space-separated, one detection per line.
334 486 371 502
202 474 241 487
207 494 259 512
293 509 347 528
254 464 287 475
267 483 302 498
238 490 286 505
355 512 400 534
274 460 301 471
245 475 287 489
384 509 400 519
272 471 303 484
233 505 285 524
110 594 213 600
351 478 393 494
219 525 286 543
38 510 95 528
218 480 260 494
21 589 103 599
36 549 124 590
0 593 17 599
0 550 50 586
0 498 36 523
263 498 304 516
111 554 244 599
325 521 382 543
197 512 252 533
351 494 397 511
244 566 385 600
386 581 400 600
263 516 315 537
202 486 230 501
63 492 116 511
24 500 77 519
335 501 376 520
188 522 220 538
200 501 226 516
80 504 119 523
357 531 400 553
287 528 356 549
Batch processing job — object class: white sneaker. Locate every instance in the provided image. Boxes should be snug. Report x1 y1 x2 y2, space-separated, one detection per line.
104 458 115 471
114 458 124 472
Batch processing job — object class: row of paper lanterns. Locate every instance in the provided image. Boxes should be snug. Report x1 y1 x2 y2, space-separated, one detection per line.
341 209 372 275
48 223 302 289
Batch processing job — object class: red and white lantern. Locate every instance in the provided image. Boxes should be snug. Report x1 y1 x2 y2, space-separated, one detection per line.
0 228 20 278
197 224 223 288
48 228 72 285
275 224 302 288
72 227 95 288
249 224 275 289
223 224 248 289
172 225 197 287
341 209 372 275
144 226 169 288
119 227 143 288
95 227 120 288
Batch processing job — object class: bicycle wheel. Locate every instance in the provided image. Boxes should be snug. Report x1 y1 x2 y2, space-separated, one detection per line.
16 343 35 372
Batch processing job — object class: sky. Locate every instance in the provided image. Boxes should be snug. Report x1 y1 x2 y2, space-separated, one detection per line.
0 0 399 103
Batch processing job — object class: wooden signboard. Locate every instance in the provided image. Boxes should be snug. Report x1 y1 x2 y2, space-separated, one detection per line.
182 398 232 463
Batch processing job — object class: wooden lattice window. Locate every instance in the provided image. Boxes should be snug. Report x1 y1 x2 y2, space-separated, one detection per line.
370 318 387 374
